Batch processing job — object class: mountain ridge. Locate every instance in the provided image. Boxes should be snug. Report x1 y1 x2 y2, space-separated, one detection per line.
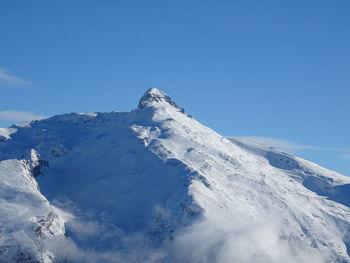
0 88 349 263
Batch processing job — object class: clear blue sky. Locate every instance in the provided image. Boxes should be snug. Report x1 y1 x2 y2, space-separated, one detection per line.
0 0 349 175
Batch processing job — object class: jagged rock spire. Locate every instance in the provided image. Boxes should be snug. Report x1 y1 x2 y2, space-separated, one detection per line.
138 88 186 114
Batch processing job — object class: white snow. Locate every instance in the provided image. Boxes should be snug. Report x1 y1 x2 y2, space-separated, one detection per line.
76 112 98 117
0 159 66 263
0 127 17 139
0 88 349 263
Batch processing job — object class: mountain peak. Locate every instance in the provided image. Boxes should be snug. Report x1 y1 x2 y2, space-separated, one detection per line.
138 88 186 114
1 88 350 262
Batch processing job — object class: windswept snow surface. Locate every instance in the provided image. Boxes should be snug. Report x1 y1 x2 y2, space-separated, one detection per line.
0 88 349 262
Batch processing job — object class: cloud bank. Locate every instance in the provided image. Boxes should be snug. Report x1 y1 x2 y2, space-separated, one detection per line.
167 215 328 263
45 213 330 263
45 196 333 263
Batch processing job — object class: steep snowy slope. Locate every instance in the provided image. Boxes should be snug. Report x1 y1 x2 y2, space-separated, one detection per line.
0 88 349 263
0 154 66 263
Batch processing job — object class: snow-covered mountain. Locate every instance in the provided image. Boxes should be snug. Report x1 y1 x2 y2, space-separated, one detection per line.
0 88 349 263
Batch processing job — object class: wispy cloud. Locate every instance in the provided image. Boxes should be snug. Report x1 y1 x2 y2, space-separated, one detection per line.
234 136 350 163
0 67 32 87
235 136 321 151
340 153 350 160
0 110 47 123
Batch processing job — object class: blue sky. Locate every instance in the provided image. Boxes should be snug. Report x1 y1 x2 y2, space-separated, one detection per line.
0 0 349 175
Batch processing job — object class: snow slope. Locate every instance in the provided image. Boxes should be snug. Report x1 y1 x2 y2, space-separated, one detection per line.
0 128 17 140
0 155 66 263
0 88 349 262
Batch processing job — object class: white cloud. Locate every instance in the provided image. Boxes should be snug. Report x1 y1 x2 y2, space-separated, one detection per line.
235 136 320 151
0 67 32 87
0 110 47 123
168 214 328 263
